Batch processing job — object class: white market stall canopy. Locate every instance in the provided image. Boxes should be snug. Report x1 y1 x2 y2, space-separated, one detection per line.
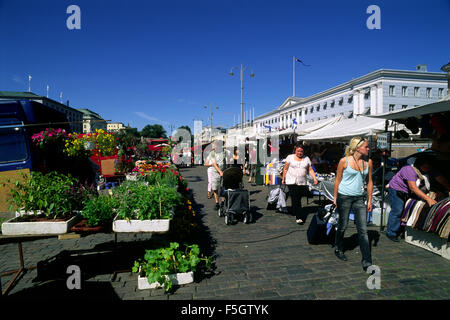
365 98 450 121
296 115 345 136
298 115 392 141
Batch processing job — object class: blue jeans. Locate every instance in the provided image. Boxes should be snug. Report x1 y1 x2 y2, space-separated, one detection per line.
386 188 406 238
335 193 372 265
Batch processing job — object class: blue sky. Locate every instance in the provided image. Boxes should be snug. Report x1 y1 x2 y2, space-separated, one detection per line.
1 0 449 135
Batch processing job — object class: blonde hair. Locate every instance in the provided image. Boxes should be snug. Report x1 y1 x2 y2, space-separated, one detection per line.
345 137 367 156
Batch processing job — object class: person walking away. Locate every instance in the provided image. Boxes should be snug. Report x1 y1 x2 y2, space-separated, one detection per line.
204 144 216 199
227 147 242 170
333 137 373 271
282 143 318 224
209 140 226 210
385 155 437 242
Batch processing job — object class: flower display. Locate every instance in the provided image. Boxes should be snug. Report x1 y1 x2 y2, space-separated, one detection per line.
64 132 95 158
94 129 117 157
31 128 68 149
64 129 117 158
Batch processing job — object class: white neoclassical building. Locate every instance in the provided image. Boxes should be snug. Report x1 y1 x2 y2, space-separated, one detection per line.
253 67 447 136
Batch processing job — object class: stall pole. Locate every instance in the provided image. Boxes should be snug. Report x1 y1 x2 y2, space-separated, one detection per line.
380 159 386 232
380 119 389 232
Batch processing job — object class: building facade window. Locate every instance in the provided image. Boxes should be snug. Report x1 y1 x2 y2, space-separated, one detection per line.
438 88 444 98
402 86 407 96
414 87 420 97
426 87 432 98
389 85 395 96
402 105 407 109
389 104 395 112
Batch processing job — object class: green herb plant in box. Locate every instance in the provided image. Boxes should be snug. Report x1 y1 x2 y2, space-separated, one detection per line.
132 242 212 292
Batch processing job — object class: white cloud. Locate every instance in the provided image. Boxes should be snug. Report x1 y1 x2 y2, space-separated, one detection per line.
134 111 169 125
12 75 25 85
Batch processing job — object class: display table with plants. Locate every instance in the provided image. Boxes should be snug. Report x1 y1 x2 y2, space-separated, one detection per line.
112 181 181 233
132 242 212 292
1 171 96 236
71 193 118 233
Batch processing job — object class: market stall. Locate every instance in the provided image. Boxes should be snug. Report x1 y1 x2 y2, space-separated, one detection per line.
367 97 450 259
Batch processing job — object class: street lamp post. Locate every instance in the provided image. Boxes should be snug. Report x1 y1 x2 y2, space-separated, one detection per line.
204 104 219 142
229 64 254 130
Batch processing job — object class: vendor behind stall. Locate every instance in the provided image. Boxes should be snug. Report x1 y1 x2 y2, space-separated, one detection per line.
385 155 437 242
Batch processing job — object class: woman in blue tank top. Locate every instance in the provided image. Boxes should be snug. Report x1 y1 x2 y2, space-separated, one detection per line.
333 137 374 271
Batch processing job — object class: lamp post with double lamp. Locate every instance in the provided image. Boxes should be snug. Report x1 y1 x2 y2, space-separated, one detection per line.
229 64 255 130
204 104 219 142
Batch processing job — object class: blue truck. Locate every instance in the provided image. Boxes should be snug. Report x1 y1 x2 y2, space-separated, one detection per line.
0 99 70 211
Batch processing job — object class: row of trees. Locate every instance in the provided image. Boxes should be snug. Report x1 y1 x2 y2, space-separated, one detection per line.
124 124 192 139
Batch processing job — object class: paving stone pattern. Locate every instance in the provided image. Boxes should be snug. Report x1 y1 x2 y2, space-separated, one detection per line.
1 166 449 300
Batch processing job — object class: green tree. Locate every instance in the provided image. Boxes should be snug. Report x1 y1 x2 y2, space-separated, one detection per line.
140 124 167 138
177 125 194 145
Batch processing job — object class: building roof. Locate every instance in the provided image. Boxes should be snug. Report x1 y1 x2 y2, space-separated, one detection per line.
0 91 41 98
254 68 447 121
0 91 82 114
77 108 104 119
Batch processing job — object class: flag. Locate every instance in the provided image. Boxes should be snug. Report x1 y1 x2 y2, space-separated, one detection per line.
292 118 298 129
294 57 310 67
264 124 272 132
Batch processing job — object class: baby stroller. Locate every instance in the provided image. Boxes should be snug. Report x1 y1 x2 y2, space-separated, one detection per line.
218 167 252 225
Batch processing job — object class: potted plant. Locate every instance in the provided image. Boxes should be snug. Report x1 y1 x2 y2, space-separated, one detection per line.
169 197 198 242
1 171 87 235
112 181 181 233
132 242 212 292
71 194 118 233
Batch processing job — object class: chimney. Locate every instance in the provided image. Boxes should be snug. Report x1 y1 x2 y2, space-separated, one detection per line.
66 100 70 107
416 64 428 72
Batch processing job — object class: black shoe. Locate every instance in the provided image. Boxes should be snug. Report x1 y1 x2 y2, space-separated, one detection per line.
215 203 220 210
334 250 348 261
362 261 372 272
386 234 400 242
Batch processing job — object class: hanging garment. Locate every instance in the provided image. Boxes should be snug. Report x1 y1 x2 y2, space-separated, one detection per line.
429 201 450 233
401 199 416 224
438 215 450 239
407 200 423 227
425 198 449 231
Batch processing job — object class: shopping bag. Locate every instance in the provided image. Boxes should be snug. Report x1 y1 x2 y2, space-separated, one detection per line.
307 214 335 245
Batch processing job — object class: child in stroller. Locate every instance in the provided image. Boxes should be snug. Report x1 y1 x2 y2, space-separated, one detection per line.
217 166 252 225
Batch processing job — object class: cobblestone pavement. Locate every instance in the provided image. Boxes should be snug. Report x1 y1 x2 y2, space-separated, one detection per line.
1 165 449 301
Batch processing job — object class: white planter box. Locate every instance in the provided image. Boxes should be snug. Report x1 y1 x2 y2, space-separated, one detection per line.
405 226 450 260
138 271 194 290
1 211 81 236
112 214 170 233
126 174 137 181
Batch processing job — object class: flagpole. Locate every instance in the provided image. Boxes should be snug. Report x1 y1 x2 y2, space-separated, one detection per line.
293 56 295 97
